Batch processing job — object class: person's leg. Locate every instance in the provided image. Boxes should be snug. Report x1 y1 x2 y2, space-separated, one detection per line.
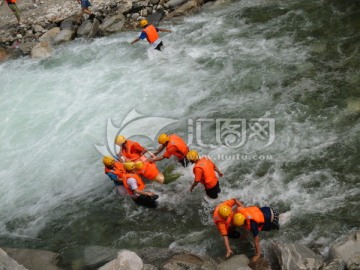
205 182 220 199
154 41 163 51
155 172 165 184
8 3 21 24
178 157 189 167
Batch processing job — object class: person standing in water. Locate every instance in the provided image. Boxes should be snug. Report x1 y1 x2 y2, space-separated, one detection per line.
131 19 172 51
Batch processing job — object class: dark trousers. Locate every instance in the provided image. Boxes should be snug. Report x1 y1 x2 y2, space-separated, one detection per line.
205 182 221 199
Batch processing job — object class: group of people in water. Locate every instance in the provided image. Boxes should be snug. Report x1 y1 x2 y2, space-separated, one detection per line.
102 133 280 261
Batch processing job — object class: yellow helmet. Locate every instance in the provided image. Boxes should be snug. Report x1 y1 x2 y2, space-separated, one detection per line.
218 205 232 218
186 150 199 162
135 161 144 170
124 162 136 171
140 19 148 27
103 156 115 167
233 213 245 226
158 133 170 144
115 135 126 145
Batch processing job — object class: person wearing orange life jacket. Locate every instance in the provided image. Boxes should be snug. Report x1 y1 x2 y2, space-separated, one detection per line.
0 0 22 26
135 161 164 184
187 150 223 199
150 133 190 167
131 19 172 51
232 202 280 262
213 199 244 258
103 156 127 196
123 161 159 208
115 135 153 162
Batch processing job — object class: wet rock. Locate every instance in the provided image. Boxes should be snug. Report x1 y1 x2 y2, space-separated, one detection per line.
54 28 77 44
136 247 180 264
132 0 150 13
163 0 202 20
272 242 324 270
2 247 62 270
60 18 76 30
248 257 271 270
99 14 126 34
77 20 93 37
33 24 45 33
18 41 38 55
217 254 251 270
144 264 158 270
89 18 101 37
39 27 61 44
329 230 360 270
162 253 217 270
322 259 345 270
167 0 189 9
31 42 52 58
98 250 143 270
83 245 118 269
0 248 28 270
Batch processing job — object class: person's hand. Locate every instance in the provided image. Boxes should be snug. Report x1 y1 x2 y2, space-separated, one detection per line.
148 158 154 163
219 172 224 177
190 186 194 192
226 249 233 258
251 254 260 262
146 192 154 196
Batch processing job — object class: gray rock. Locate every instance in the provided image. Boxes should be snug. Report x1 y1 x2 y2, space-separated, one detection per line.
151 0 160 5
144 264 158 270
116 0 133 14
60 18 76 30
89 18 101 38
83 245 118 269
77 20 93 37
31 42 52 58
100 14 126 34
98 250 143 270
131 13 140 20
136 247 180 264
2 247 62 270
147 11 163 26
0 248 28 270
322 259 345 270
132 0 150 12
33 24 45 33
217 254 251 270
162 253 217 270
329 230 360 270
167 0 189 9
39 27 61 44
54 28 77 45
18 42 38 55
272 242 324 270
163 0 201 20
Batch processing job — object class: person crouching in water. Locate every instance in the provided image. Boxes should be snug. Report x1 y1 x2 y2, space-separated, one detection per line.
103 156 126 196
123 161 159 208
131 19 172 51
232 202 280 262
187 150 223 199
135 161 164 184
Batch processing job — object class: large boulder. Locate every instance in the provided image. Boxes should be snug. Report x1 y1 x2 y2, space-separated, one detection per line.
30 42 53 58
54 28 77 45
89 18 101 38
272 242 324 270
321 259 345 270
0 248 28 270
99 14 126 34
162 253 217 270
77 20 94 37
18 42 38 55
83 245 118 269
217 254 251 270
39 27 61 44
163 0 202 20
116 0 133 14
98 250 143 270
2 247 62 270
167 0 189 9
329 230 360 270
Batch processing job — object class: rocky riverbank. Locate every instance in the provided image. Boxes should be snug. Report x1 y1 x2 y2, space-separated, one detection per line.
1 230 360 270
0 0 219 61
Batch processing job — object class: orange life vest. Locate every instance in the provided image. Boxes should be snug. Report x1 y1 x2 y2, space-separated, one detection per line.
6 0 17 3
193 157 218 189
104 161 125 179
137 161 159 180
166 134 189 160
123 173 145 195
121 140 142 161
142 25 159 44
238 206 265 231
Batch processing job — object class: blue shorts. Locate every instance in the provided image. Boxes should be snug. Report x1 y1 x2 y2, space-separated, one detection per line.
81 0 91 9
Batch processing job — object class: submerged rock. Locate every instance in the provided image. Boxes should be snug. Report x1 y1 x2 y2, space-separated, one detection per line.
98 250 143 270
0 248 28 270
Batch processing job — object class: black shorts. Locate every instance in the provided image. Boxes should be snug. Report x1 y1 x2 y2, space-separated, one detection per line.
154 41 163 51
133 195 158 208
178 157 190 167
205 182 221 199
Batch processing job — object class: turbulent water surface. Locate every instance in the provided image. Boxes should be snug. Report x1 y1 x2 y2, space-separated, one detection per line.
0 0 359 268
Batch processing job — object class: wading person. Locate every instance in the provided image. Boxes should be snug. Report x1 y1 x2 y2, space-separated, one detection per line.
150 133 189 167
115 135 152 162
232 202 280 262
187 150 223 199
135 161 165 184
131 19 172 51
103 156 126 196
122 162 159 208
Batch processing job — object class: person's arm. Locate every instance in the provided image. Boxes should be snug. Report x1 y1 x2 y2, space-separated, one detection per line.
131 37 140 44
149 155 165 163
189 181 199 192
153 144 165 155
158 28 172 33
214 164 223 177
134 188 154 197
223 235 233 258
235 199 245 208
252 235 261 261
